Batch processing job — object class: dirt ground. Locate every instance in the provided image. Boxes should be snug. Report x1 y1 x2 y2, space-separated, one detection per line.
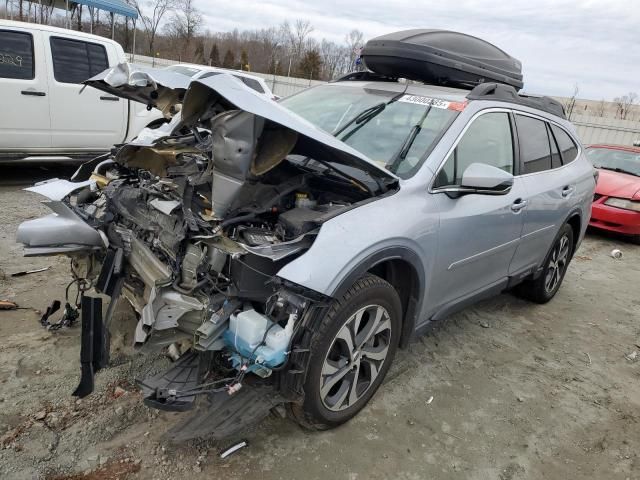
1 165 639 480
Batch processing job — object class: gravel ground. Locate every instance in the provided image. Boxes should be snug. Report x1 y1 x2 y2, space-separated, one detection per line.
1 165 639 480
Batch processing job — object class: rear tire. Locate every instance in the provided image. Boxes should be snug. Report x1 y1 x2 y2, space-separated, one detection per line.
516 223 574 304
289 274 401 430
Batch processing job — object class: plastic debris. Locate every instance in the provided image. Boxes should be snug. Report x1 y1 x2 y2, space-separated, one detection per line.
11 266 50 277
427 396 434 404
0 300 18 310
220 440 248 459
625 351 638 361
610 249 623 259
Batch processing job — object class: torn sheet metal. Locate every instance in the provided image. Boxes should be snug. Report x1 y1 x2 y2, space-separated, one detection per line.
84 63 191 118
16 201 105 249
25 178 95 201
150 198 181 215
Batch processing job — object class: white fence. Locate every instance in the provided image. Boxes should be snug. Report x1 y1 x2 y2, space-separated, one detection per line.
129 53 640 146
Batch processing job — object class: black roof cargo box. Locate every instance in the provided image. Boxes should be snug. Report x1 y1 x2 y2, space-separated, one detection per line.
361 29 524 91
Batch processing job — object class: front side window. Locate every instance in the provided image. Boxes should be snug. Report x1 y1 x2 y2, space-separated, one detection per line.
0 30 34 80
516 114 553 174
282 84 459 178
550 124 579 164
434 112 514 188
50 37 108 84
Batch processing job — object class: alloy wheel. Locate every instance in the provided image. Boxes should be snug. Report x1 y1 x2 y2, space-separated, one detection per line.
544 234 570 293
320 305 392 412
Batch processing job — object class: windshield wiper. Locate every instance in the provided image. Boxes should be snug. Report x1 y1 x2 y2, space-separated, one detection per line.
598 166 639 177
332 85 408 140
386 103 434 172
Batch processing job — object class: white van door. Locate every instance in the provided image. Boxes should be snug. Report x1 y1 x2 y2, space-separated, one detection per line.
43 33 126 150
0 27 51 150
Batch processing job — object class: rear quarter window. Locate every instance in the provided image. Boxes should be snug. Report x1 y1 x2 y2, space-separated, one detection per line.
0 30 34 80
50 37 109 84
550 124 579 164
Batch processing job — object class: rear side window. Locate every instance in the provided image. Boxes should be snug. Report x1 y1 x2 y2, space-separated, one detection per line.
550 125 579 164
50 37 108 84
0 30 34 80
434 112 514 187
516 115 552 174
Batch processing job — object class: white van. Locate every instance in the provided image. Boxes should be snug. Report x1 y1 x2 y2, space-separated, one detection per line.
0 20 162 162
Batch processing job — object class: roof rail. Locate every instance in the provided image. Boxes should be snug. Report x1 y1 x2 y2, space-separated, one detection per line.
332 71 398 83
467 83 566 119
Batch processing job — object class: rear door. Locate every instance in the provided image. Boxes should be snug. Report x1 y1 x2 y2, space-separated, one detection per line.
509 113 577 273
428 110 526 309
43 33 126 150
0 27 51 150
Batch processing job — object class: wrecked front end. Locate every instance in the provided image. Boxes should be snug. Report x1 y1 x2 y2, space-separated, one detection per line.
16 65 397 441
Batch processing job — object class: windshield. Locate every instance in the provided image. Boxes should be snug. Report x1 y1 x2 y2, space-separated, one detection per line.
586 147 640 177
165 65 202 78
281 84 459 178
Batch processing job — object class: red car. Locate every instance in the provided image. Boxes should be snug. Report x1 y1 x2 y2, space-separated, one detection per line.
586 144 640 243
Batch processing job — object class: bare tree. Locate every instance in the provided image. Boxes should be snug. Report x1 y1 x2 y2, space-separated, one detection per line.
164 0 202 60
614 92 638 120
320 39 347 79
563 83 579 120
345 29 365 71
592 99 606 117
292 19 313 58
130 0 176 56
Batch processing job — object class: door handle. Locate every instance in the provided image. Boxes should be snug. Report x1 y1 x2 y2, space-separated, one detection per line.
511 198 528 212
561 185 575 197
100 96 120 101
21 90 46 96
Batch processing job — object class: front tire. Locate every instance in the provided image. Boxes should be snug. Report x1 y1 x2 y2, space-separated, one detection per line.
289 274 401 430
516 223 574 304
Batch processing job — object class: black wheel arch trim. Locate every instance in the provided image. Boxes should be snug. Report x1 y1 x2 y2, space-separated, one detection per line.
330 246 426 349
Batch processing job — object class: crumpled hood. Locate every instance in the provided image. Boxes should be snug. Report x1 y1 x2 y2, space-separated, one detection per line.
84 63 397 183
85 63 191 118
595 168 640 200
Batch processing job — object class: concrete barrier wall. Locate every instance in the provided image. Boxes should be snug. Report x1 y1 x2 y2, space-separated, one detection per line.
570 114 640 146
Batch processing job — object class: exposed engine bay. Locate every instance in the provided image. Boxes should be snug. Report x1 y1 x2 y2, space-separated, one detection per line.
16 65 397 440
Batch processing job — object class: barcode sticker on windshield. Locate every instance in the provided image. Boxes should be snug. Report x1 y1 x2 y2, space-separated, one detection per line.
398 95 450 109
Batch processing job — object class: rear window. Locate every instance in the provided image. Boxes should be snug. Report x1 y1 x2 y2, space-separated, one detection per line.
234 75 265 93
550 124 579 164
167 65 202 77
515 114 552 174
0 30 34 80
50 37 109 84
199 70 265 94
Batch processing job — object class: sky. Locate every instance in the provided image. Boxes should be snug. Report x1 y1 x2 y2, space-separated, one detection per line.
198 0 640 100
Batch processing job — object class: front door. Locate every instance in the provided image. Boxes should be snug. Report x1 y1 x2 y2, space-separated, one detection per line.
43 33 126 150
428 110 526 311
0 28 51 150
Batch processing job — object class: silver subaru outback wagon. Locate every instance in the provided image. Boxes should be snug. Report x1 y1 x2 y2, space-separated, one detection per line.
16 64 595 439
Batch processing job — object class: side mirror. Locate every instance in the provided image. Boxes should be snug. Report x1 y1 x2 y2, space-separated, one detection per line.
445 163 513 197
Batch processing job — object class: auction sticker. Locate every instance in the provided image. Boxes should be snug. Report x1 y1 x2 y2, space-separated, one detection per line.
398 94 450 109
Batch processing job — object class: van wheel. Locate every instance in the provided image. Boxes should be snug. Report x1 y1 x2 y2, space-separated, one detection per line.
516 223 574 304
289 274 401 430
